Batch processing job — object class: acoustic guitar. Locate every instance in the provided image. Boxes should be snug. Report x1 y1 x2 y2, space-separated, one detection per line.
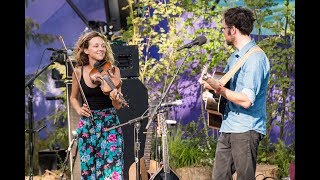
199 64 227 129
129 122 159 180
149 113 180 180
203 71 230 129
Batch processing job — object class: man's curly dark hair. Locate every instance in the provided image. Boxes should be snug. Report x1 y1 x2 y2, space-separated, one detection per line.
223 7 256 36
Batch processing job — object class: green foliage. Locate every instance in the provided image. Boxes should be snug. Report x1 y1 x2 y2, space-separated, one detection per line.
121 2 233 150
167 120 216 169
257 0 295 141
25 17 56 48
257 139 295 178
272 140 294 178
122 0 232 89
251 2 295 178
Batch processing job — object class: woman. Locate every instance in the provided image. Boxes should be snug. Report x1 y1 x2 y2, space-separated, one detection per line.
69 31 124 180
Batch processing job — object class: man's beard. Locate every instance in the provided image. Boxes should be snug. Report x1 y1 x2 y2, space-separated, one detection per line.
226 36 235 46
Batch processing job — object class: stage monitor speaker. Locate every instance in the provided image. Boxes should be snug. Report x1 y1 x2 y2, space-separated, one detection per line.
112 45 139 78
117 78 149 180
65 78 149 180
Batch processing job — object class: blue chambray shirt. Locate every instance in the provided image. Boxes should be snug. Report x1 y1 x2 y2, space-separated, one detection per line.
220 39 270 135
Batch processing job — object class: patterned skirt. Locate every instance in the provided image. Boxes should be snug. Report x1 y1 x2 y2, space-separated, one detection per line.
76 108 124 180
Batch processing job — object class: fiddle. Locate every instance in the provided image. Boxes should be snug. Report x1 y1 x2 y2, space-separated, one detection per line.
89 60 129 108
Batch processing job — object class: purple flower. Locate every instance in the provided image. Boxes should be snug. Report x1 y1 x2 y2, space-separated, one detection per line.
181 12 194 19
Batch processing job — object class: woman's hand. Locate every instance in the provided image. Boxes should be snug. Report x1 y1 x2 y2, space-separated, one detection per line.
77 103 91 117
91 73 103 84
110 89 124 109
109 89 123 102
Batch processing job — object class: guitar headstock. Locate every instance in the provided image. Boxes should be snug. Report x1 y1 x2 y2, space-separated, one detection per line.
198 63 209 83
156 113 166 135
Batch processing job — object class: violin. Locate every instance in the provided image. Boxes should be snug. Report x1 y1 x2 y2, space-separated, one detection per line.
89 60 129 108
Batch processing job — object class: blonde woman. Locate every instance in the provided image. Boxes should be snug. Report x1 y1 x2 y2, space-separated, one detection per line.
70 31 124 179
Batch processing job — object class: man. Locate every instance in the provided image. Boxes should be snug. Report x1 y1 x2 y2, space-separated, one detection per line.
200 7 270 180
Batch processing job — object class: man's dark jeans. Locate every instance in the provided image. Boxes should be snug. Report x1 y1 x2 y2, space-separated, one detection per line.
212 130 263 180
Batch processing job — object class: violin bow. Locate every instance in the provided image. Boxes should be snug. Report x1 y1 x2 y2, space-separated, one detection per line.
57 35 95 122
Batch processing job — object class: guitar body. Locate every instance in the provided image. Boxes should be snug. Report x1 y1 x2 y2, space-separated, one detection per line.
129 122 160 180
205 93 226 129
204 71 230 129
128 158 159 180
149 166 180 180
150 113 180 180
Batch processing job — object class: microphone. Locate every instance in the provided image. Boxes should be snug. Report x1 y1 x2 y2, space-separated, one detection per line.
160 99 183 107
177 35 207 51
166 120 177 125
47 48 73 55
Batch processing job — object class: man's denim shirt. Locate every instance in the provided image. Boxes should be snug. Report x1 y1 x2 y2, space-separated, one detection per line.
220 39 270 135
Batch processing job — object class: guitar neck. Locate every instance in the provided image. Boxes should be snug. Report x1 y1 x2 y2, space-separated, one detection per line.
158 113 170 173
143 123 154 170
162 132 170 173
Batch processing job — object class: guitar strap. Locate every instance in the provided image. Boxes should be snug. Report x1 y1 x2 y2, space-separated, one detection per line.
219 46 263 86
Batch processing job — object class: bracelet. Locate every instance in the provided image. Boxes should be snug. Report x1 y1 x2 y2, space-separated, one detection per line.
109 96 113 101
216 84 222 93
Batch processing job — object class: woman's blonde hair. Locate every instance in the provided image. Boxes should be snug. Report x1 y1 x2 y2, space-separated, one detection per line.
72 31 115 66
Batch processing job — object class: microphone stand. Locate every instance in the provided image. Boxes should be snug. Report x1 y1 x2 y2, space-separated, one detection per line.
25 60 55 180
106 114 150 180
134 121 141 180
105 46 190 177
145 50 191 130
59 134 78 180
